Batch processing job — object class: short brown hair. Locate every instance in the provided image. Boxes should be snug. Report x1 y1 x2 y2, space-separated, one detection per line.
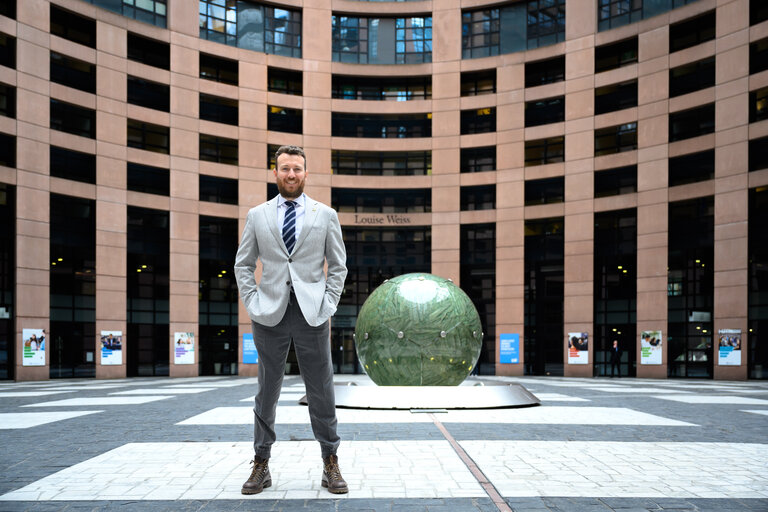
274 145 306 169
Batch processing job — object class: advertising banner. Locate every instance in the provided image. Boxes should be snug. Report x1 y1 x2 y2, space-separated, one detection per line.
174 332 195 365
22 328 46 366
100 331 123 365
499 333 520 364
718 329 742 366
243 333 258 364
567 332 589 364
640 330 663 365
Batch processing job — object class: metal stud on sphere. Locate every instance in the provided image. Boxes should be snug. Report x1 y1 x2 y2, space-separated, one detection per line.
354 273 483 386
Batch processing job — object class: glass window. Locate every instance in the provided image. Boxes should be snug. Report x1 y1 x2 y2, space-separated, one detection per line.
594 165 637 197
199 0 238 47
0 33 15 69
670 11 716 53
269 68 302 96
594 80 637 115
598 0 642 31
127 32 170 70
751 38 768 75
332 113 431 138
84 0 167 28
199 174 238 204
525 55 565 87
332 75 431 100
268 106 302 134
264 6 302 58
461 185 496 210
525 96 565 127
669 104 715 142
460 108 496 134
461 146 496 173
751 0 768 26
200 93 238 125
595 37 637 73
595 123 637 156
332 16 431 64
332 16 368 63
50 5 96 48
127 76 170 112
668 150 714 186
127 119 169 154
0 1 15 19
50 146 96 184
526 0 566 49
750 86 768 124
395 17 432 64
525 136 564 166
0 83 13 119
50 52 96 94
199 134 238 165
0 132 13 167
750 135 768 172
331 151 431 176
748 186 768 379
332 188 430 213
461 8 500 59
525 176 564 205
461 70 496 97
200 53 238 85
127 162 169 195
669 57 715 98
50 99 96 139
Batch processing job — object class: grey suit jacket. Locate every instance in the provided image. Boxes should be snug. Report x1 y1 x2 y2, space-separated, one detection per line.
234 195 347 327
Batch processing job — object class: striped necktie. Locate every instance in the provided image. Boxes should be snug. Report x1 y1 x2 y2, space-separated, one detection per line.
282 200 296 254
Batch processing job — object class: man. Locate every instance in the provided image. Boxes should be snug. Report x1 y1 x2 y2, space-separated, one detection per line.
234 145 348 495
609 340 621 378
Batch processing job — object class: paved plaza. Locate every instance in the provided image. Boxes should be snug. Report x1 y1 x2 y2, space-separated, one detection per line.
0 375 766 511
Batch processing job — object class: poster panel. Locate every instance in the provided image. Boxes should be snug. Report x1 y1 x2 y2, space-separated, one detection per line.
499 333 520 364
22 328 46 366
640 330 663 365
243 333 258 364
567 332 589 364
718 329 742 366
100 331 123 365
174 332 195 365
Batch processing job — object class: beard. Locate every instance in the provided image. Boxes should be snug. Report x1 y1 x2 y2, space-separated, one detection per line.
276 176 305 199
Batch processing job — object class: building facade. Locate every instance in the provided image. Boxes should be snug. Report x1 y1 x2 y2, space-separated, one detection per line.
1 0 767 381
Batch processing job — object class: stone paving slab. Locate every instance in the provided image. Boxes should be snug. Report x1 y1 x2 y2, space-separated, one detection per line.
0 411 102 429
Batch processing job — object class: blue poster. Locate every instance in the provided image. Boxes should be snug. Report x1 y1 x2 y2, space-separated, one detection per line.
243 333 258 364
499 333 520 364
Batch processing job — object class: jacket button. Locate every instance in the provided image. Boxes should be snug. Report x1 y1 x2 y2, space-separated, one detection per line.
288 258 292 263
286 281 291 286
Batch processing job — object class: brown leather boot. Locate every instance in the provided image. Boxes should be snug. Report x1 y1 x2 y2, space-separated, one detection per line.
321 454 348 494
241 457 271 495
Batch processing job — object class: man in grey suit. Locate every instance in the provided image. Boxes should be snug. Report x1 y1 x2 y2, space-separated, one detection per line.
234 145 348 495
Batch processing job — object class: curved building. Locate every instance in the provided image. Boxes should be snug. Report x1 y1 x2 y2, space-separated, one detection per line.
0 0 766 381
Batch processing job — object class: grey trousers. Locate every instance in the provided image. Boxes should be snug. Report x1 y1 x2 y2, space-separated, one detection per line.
251 294 340 459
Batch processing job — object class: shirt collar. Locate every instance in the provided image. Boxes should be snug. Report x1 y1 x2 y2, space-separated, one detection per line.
278 193 305 209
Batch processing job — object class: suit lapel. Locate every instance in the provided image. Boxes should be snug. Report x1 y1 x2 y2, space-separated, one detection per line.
264 198 287 254
294 196 319 253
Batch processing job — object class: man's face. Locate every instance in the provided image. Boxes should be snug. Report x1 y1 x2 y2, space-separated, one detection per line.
274 153 306 200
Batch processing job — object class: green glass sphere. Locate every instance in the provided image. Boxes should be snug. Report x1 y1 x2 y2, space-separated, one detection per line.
354 273 483 386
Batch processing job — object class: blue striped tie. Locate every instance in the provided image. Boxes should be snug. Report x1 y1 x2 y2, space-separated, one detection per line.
282 200 296 254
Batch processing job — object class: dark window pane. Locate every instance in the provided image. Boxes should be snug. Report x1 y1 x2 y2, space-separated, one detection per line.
525 176 564 205
525 136 564 166
669 104 715 142
269 68 302 96
525 55 565 87
331 150 431 176
332 188 431 213
594 165 637 197
750 135 768 172
525 96 565 127
751 38 768 75
50 99 95 138
670 11 716 53
200 174 238 204
751 0 768 26
50 146 96 184
332 113 431 138
595 81 637 115
0 33 15 69
0 132 14 167
127 162 169 196
0 1 15 19
200 53 238 85
460 108 496 134
268 106 302 134
595 37 637 73
461 70 496 96
127 32 169 70
127 76 170 112
461 8 500 59
669 150 715 187
127 119 169 154
461 184 496 210
50 52 96 94
669 57 716 97
750 86 768 124
200 93 238 125
0 82 13 118
332 75 431 100
50 5 96 48
461 146 496 173
595 123 637 156
199 134 238 165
